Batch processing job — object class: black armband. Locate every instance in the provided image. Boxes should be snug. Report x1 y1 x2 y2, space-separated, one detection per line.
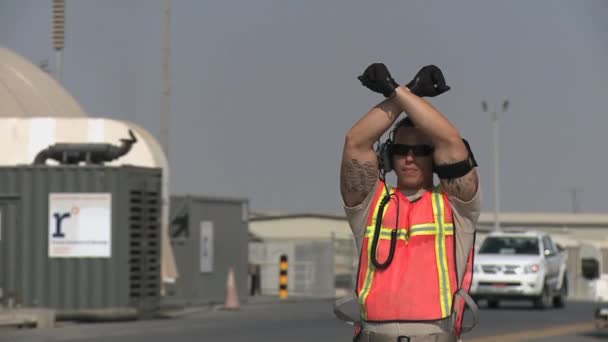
434 138 478 179
462 138 477 167
434 158 474 179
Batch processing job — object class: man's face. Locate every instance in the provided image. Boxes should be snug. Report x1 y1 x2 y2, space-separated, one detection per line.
392 127 434 190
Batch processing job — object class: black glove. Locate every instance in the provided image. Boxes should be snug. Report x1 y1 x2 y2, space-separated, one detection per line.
405 65 451 97
357 63 400 98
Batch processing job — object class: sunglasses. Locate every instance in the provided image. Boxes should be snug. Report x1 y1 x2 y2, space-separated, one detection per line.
391 144 434 157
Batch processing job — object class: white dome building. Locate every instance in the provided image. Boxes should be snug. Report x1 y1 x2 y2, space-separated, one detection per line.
0 46 86 118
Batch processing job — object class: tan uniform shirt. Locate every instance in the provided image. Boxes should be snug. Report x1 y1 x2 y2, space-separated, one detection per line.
344 179 481 336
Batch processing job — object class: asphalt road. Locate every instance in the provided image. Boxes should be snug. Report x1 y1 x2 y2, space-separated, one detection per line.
0 298 603 342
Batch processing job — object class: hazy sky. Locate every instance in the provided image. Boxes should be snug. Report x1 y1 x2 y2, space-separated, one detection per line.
1 0 607 215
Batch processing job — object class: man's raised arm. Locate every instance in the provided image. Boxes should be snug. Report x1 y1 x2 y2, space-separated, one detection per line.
340 99 401 207
391 68 478 202
358 63 478 202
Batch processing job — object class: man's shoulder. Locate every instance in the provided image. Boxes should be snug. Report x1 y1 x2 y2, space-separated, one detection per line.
440 182 481 222
344 179 382 240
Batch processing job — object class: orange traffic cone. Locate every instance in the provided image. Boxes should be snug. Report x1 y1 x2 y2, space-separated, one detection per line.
223 266 240 310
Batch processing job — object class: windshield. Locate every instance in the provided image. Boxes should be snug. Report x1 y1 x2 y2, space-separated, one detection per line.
478 236 540 255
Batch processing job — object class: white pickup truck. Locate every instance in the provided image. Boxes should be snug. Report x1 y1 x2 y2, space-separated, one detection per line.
470 230 568 309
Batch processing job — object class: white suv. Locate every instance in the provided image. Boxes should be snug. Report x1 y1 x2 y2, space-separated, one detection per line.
470 230 568 309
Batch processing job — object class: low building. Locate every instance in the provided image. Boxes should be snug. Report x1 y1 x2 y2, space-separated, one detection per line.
249 214 353 298
249 211 608 300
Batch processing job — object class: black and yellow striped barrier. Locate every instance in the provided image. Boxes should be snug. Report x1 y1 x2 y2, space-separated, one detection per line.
279 254 288 299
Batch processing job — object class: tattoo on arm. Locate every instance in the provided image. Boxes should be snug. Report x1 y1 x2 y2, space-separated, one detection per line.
440 169 479 202
340 159 378 207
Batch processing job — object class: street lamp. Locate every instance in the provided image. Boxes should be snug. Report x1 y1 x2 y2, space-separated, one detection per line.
52 0 65 83
482 100 509 231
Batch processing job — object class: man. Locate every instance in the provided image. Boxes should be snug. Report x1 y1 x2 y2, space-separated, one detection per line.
340 63 481 342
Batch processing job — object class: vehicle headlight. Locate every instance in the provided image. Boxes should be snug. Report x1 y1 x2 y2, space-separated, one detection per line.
524 264 540 274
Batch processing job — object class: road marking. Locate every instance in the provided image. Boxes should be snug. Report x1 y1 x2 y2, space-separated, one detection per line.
467 321 596 342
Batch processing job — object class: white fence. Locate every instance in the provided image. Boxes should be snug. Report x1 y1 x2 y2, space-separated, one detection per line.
250 241 335 298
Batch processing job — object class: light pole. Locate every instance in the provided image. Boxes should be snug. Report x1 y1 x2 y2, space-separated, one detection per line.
482 100 509 231
52 0 65 83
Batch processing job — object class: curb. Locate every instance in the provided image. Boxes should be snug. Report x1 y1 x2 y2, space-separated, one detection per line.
156 296 336 319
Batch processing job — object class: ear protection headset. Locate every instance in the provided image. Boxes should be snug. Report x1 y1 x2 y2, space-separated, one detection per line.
376 130 396 174
371 128 399 270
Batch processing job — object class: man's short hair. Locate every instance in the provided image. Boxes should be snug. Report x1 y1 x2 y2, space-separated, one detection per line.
391 117 415 136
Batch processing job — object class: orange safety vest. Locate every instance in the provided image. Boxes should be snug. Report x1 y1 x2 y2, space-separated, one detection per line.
356 180 474 334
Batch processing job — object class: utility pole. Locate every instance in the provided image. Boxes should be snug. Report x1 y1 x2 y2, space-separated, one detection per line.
568 187 583 213
160 0 172 156
482 100 509 231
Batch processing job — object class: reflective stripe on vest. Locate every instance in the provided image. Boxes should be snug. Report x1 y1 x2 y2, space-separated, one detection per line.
357 186 392 319
356 183 457 321
433 189 452 317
